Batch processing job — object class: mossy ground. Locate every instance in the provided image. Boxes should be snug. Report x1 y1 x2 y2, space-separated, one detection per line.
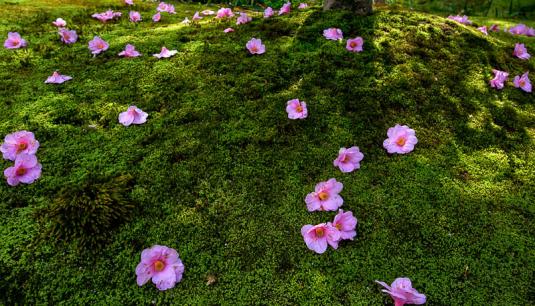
1 0 534 304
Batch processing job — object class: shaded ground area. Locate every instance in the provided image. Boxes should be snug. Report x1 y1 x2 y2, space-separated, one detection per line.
0 0 534 304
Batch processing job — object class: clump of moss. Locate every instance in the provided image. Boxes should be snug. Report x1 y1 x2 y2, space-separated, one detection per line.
35 174 135 249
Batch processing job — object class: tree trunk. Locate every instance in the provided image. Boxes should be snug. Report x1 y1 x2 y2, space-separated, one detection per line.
323 0 372 15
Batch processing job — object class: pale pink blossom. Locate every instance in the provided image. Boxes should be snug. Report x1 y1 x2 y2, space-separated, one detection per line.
216 8 234 18
305 178 343 212
513 43 530 60
201 10 215 15
333 146 364 173
52 18 67 27
489 24 499 32
447 15 472 25
509 24 527 35
301 223 340 254
489 69 508 90
346 37 363 52
157 2 176 14
383 124 418 154
181 18 191 25
153 12 161 22
118 106 148 126
376 278 426 306
513 72 532 93
45 71 72 84
1 131 39 161
135 245 185 291
298 3 308 9
224 28 234 33
88 36 109 55
4 32 27 49
192 11 202 21
527 27 535 37
279 2 291 15
477 26 488 35
125 0 134 5
323 28 343 40
246 38 265 54
286 99 308 119
118 44 141 57
153 47 177 58
58 28 77 44
236 12 252 25
92 10 122 22
264 7 274 18
129 11 142 22
330 209 357 240
4 154 42 186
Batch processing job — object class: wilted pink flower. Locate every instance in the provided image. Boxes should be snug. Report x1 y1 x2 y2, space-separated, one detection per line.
192 11 202 21
333 146 364 173
447 15 472 25
201 10 215 15
153 47 177 59
279 2 291 15
88 36 109 55
118 44 141 57
513 43 530 60
236 12 252 25
330 209 357 240
301 223 340 254
376 278 426 306
489 24 499 32
513 72 532 93
129 11 142 22
298 3 308 9
4 32 27 49
216 7 234 18
119 105 148 126
346 37 363 52
45 71 72 84
383 124 418 154
52 18 67 27
1 131 39 161
509 24 527 35
477 26 488 35
489 69 508 90
125 0 134 5
286 99 308 119
58 28 77 44
92 10 122 22
246 38 265 54
135 245 185 291
305 178 343 212
264 7 274 18
323 28 343 40
153 12 161 22
4 154 42 186
224 27 234 33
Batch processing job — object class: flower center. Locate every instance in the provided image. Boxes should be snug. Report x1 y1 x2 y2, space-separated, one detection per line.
11 40 19 46
318 191 329 201
350 42 357 48
315 228 325 237
15 167 27 176
250 46 258 52
295 104 303 112
17 142 28 152
154 260 165 272
335 223 342 230
341 154 350 163
520 80 526 87
396 137 406 146
98 43 104 49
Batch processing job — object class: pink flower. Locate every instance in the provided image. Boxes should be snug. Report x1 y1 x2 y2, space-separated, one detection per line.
513 43 530 60
246 38 265 55
264 7 274 18
52 18 67 27
129 11 142 22
376 278 426 306
527 27 535 37
489 69 508 90
298 3 308 9
330 209 357 240
118 44 141 57
192 11 202 21
4 154 42 186
383 124 418 154
153 47 177 59
92 10 121 22
286 99 308 119
236 12 252 25
4 32 27 49
447 15 471 25
477 26 488 35
513 72 532 93
88 36 109 55
216 8 234 18
157 2 176 14
152 12 161 22
323 28 343 40
333 146 364 173
279 2 291 15
181 18 191 25
45 71 72 84
58 28 77 44
489 24 499 32
135 245 185 291
346 37 363 52
305 178 343 212
509 24 527 35
201 10 215 15
118 105 148 126
224 28 234 33
1 131 39 161
301 223 340 254
125 0 134 5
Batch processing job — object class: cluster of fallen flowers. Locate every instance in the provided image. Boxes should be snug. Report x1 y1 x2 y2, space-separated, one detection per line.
1 131 42 186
